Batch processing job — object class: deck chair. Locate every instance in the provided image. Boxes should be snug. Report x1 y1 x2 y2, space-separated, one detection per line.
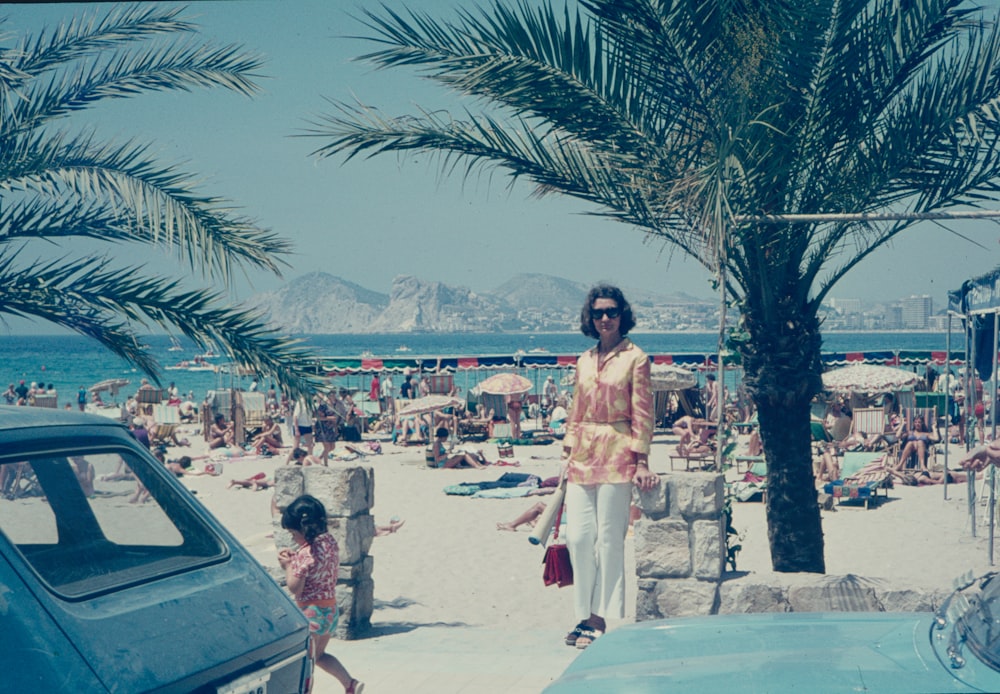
731 459 767 502
851 408 885 441
150 404 181 446
823 452 892 509
898 406 940 470
426 374 454 395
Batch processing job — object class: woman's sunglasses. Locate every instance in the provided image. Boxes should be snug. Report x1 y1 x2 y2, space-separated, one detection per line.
590 307 621 320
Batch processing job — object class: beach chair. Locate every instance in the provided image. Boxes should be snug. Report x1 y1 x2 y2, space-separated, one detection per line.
730 460 767 502
851 408 885 441
150 404 181 446
136 387 164 405
426 374 454 395
823 452 892 509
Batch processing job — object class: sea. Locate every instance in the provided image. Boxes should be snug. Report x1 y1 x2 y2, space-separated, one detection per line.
1 331 966 406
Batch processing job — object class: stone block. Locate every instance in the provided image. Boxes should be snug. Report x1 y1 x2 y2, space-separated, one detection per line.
786 574 881 612
303 465 374 517
654 578 719 618
634 518 691 578
331 514 375 565
635 578 663 621
636 475 669 518
691 519 726 580
273 466 304 511
672 473 724 519
335 579 374 640
338 555 374 585
717 580 789 613
877 588 944 613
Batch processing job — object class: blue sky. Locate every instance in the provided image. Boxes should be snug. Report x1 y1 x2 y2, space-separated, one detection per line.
6 1 1000 314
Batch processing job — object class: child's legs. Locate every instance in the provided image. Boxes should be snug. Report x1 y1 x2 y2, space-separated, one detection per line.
310 633 352 689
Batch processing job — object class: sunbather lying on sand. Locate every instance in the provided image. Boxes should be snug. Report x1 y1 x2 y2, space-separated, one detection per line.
228 472 272 491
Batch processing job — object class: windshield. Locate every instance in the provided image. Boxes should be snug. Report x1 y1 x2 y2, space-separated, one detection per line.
0 445 226 599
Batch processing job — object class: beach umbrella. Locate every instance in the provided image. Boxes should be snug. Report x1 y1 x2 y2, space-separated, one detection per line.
396 394 461 417
477 372 532 395
89 378 130 396
822 364 920 394
650 364 698 391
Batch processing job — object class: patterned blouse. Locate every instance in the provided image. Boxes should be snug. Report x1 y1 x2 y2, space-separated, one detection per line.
289 532 339 604
564 338 653 485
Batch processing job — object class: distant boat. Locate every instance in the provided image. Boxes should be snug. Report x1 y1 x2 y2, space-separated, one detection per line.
360 350 375 358
167 337 183 352
395 345 411 353
528 347 549 354
196 349 218 360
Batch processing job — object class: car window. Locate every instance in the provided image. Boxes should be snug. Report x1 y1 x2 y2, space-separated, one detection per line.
0 447 226 599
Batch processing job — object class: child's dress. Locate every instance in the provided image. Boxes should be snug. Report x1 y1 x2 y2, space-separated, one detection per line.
289 532 340 634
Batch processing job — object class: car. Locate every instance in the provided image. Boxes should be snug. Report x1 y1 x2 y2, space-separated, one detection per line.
0 407 311 693
545 572 1000 693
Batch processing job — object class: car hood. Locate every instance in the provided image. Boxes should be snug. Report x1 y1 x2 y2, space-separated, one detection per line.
545 612 1000 693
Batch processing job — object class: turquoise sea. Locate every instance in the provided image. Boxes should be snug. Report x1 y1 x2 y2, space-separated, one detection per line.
0 331 965 406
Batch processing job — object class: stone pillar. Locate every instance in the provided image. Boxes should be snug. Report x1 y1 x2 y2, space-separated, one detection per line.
273 465 375 640
633 472 727 620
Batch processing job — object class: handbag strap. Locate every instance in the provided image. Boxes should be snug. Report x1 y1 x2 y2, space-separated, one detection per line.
552 503 564 542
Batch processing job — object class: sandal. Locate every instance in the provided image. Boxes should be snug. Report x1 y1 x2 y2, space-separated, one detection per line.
346 679 364 694
565 621 589 646
575 626 603 649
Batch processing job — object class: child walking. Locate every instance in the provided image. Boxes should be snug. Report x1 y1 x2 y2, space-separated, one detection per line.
278 495 363 694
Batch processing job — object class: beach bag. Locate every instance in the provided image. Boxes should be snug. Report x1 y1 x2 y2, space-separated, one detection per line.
497 442 514 458
542 504 573 588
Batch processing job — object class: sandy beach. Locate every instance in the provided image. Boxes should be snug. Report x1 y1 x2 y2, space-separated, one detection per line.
166 424 1000 694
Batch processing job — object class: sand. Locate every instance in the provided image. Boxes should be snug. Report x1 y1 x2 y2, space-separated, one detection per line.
167 425 1000 693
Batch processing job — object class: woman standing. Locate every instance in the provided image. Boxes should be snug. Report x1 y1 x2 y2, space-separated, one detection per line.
562 284 658 649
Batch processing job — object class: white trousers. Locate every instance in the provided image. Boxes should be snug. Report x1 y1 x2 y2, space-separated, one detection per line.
564 482 632 621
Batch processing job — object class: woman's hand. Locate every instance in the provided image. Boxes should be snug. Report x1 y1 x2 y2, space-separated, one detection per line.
633 463 659 491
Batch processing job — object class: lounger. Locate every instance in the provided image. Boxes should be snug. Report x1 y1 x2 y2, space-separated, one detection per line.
731 460 767 502
823 452 892 509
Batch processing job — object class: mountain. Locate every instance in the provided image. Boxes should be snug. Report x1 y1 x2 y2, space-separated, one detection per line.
367 275 515 333
249 272 716 334
249 272 388 334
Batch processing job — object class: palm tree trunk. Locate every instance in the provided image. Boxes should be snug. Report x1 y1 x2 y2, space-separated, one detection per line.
739 296 826 573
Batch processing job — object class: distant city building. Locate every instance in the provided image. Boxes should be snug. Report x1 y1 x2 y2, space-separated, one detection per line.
884 305 904 330
901 295 933 329
829 297 862 314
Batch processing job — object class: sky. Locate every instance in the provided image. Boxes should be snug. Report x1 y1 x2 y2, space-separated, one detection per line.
5 0 1000 317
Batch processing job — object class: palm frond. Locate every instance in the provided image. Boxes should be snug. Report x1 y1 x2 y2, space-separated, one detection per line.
0 252 321 400
1 130 289 280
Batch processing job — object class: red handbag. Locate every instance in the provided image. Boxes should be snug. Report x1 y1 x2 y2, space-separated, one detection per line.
542 505 573 587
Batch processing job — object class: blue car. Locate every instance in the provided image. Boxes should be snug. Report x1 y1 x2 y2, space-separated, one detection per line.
546 573 1000 693
0 407 311 693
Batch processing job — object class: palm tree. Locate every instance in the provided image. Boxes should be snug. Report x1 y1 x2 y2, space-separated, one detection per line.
0 4 320 399
308 0 1000 572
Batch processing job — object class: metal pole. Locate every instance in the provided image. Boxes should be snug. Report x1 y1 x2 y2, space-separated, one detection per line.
944 316 951 500
715 263 727 472
970 315 977 537
991 314 999 565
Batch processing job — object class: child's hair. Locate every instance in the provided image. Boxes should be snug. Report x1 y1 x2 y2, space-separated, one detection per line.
176 456 192 469
281 494 328 543
435 427 449 439
291 447 306 463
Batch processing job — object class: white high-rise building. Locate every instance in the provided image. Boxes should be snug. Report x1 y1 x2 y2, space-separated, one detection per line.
901 295 932 329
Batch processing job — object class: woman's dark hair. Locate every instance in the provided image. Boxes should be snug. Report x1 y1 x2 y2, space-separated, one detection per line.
214 413 225 425
579 284 636 339
435 427 449 439
281 494 328 544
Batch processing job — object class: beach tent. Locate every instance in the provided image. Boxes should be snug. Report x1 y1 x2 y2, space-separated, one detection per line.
949 266 1000 562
